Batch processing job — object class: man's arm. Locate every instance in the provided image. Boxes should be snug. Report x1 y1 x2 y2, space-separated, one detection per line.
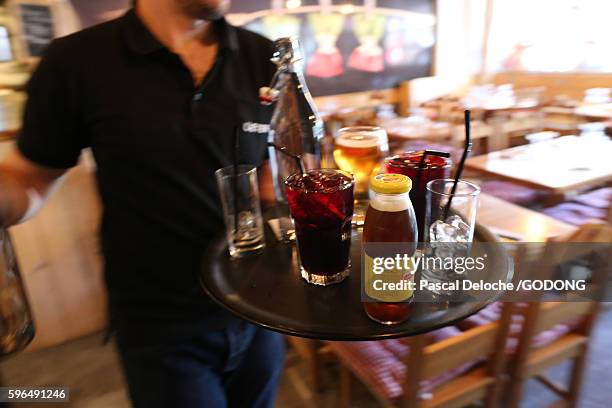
0 147 68 227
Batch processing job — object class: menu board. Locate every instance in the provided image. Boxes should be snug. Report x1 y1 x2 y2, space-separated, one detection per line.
18 3 55 57
228 0 435 97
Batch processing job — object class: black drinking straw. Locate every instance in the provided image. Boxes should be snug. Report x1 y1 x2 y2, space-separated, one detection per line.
233 126 240 235
443 110 473 219
413 149 451 196
267 142 306 176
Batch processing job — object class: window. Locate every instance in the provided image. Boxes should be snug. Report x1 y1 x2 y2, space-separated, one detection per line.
487 0 612 72
0 25 13 62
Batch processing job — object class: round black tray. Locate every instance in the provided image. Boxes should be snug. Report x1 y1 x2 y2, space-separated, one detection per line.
200 219 513 341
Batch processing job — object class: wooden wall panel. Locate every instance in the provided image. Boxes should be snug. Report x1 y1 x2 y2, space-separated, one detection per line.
491 71 612 101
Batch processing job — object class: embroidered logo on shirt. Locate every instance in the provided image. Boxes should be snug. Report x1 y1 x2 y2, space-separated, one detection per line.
242 122 270 134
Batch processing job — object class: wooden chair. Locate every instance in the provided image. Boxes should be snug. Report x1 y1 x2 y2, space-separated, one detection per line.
397 76 472 117
505 301 600 408
285 337 335 392
504 223 611 408
333 304 513 408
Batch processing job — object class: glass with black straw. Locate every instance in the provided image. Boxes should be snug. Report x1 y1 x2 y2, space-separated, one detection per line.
266 142 305 242
418 111 480 297
425 110 480 244
384 149 452 241
268 142 355 285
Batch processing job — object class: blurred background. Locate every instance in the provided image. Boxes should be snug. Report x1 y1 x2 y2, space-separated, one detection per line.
0 1 610 407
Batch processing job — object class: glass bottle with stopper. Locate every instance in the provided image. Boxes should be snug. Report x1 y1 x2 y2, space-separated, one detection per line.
260 37 324 202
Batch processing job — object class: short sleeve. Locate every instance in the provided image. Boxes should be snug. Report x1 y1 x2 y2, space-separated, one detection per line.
17 40 86 169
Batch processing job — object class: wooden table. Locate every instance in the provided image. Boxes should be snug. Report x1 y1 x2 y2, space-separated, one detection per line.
377 116 452 141
574 103 612 120
465 136 612 194
477 193 576 242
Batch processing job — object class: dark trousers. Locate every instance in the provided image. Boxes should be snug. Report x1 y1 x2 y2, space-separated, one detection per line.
115 320 285 408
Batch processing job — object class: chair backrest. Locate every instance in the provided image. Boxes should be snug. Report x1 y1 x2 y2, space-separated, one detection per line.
521 223 610 335
421 323 498 380
402 304 513 408
398 76 471 115
533 302 594 335
508 224 608 399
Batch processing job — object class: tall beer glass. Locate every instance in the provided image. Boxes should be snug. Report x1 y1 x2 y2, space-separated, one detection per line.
333 126 389 197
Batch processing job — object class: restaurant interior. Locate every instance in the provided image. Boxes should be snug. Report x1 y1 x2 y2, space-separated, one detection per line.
0 0 610 407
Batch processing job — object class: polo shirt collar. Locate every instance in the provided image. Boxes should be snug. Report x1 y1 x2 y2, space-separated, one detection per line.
121 9 239 56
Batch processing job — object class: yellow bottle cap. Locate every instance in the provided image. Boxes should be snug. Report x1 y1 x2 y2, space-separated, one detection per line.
370 173 412 194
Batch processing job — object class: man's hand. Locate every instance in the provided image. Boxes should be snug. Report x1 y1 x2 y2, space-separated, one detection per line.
0 147 68 227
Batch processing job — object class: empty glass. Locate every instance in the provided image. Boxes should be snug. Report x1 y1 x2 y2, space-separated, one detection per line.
215 165 265 258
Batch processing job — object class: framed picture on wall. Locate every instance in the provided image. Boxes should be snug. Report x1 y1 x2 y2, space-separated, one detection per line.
227 0 436 97
11 0 57 60
11 0 81 62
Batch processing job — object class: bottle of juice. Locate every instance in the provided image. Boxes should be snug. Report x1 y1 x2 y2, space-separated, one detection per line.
362 173 418 325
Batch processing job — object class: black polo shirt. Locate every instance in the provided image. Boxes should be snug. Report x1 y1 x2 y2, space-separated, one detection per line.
18 10 275 336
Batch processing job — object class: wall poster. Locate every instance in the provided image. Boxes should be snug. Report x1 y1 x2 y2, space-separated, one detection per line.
228 0 435 96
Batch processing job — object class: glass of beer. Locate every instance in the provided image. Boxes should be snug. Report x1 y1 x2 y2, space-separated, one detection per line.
285 169 355 285
333 126 389 198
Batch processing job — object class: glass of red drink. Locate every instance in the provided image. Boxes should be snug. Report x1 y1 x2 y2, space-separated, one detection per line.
285 169 355 285
384 152 451 241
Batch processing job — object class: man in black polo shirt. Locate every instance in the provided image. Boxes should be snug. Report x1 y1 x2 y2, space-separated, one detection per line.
0 0 285 406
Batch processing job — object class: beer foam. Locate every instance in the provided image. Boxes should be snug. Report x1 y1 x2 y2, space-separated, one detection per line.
335 133 382 148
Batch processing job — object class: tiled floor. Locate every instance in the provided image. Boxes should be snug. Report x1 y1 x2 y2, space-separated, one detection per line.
2 308 611 407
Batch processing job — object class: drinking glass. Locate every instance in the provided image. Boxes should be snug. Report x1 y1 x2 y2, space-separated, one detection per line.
333 126 388 223
422 179 480 294
425 179 480 243
0 229 35 355
215 165 265 258
285 169 354 285
384 152 452 241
